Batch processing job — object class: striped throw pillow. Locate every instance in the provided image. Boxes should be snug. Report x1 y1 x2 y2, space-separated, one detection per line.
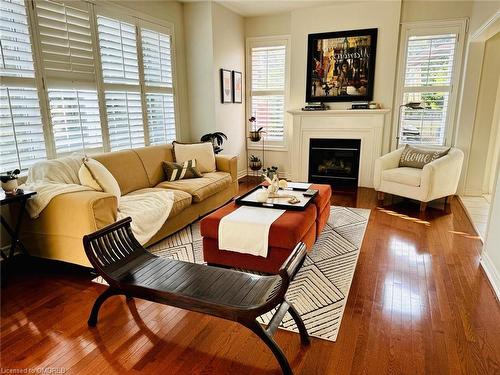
162 159 203 181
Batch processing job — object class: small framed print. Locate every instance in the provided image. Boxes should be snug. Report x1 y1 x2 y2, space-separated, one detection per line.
232 70 242 103
220 69 232 103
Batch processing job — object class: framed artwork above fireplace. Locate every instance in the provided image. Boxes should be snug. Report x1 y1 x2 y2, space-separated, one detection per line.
305 28 378 103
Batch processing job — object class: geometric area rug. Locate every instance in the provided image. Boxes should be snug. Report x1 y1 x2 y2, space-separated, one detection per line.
95 206 370 342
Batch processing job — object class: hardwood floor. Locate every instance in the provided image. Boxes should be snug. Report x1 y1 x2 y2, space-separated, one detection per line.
1 184 499 374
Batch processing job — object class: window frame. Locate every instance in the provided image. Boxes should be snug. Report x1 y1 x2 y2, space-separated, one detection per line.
391 19 467 150
246 35 290 152
1 0 180 171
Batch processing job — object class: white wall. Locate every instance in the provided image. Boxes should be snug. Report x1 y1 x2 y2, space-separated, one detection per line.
481 157 500 300
184 2 247 177
212 3 247 176
466 33 500 195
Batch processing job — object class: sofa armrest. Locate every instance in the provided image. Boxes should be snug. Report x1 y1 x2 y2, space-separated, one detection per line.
215 154 238 182
421 148 464 201
31 190 118 237
373 147 405 190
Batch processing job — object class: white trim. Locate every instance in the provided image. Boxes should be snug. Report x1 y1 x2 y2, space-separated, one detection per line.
246 35 291 151
470 11 500 41
391 19 467 150
480 252 500 301
237 169 248 180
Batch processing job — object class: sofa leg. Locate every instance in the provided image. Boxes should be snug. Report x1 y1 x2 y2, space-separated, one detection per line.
420 202 427 212
377 192 385 201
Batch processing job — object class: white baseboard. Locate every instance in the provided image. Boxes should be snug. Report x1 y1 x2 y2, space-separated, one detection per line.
237 170 247 180
480 252 500 301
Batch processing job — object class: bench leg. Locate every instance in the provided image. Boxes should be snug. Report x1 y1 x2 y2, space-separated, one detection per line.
88 287 121 327
246 320 292 375
287 302 310 346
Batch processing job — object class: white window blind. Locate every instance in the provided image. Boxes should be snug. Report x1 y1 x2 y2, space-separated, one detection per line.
250 44 286 142
141 27 176 144
0 0 46 172
105 91 144 151
97 16 139 85
48 89 102 153
0 87 46 171
398 33 457 146
35 0 95 84
0 0 35 78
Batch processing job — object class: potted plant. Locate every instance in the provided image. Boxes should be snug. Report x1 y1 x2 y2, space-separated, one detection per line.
0 169 20 194
249 155 262 171
248 116 264 142
262 166 278 180
200 132 227 154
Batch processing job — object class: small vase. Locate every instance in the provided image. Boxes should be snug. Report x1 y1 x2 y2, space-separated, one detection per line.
249 160 262 171
249 130 262 142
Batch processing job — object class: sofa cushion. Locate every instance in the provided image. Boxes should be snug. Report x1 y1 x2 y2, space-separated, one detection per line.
156 171 232 202
125 188 192 219
133 144 174 187
383 167 422 187
173 141 216 173
93 150 150 195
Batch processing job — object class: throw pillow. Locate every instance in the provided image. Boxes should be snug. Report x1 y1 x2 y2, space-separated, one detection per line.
399 144 450 169
162 159 203 181
78 164 103 191
83 158 121 201
172 141 216 173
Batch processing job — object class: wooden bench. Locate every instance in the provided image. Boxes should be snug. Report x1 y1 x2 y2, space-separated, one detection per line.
83 217 310 374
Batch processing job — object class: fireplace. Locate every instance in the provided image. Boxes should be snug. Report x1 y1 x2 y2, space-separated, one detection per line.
308 138 361 190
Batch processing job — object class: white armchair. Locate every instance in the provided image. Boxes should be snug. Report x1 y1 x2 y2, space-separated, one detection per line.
373 147 464 211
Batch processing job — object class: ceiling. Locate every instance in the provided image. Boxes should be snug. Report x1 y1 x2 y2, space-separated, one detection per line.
182 1 338 18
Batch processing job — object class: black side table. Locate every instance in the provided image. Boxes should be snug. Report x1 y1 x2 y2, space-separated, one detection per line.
1 190 36 261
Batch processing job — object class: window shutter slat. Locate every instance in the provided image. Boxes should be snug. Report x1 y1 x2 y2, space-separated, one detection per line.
35 0 96 83
0 87 46 171
0 0 35 78
105 91 144 151
48 89 102 154
97 16 139 85
141 28 173 88
146 93 175 144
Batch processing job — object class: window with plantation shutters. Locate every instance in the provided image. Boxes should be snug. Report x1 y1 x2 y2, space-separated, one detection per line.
396 23 464 147
141 28 176 144
249 42 287 143
34 0 103 155
0 0 46 172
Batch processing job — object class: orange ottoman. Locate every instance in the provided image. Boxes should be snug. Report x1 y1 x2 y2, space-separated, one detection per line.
201 201 317 274
311 184 332 236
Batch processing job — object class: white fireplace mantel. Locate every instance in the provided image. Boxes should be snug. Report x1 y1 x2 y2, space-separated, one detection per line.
288 109 391 188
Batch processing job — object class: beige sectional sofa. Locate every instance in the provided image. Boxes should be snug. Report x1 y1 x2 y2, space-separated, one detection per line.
22 144 238 267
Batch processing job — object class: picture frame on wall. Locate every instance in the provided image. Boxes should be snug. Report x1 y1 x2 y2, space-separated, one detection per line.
305 28 378 102
232 70 242 103
220 69 232 103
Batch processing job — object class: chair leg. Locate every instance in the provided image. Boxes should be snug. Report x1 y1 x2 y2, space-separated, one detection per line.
287 302 310 346
88 287 120 327
245 320 293 375
377 191 385 201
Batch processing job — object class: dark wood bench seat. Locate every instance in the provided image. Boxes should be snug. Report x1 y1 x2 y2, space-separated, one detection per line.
83 217 310 374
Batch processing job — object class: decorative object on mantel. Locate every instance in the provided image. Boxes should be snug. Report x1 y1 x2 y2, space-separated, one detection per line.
1 169 20 194
351 101 369 109
220 68 232 103
232 70 242 103
200 132 227 154
306 28 378 103
249 155 262 171
396 101 426 147
302 102 329 111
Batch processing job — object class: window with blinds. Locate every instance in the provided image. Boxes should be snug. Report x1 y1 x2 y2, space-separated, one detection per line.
398 33 457 146
141 28 176 144
0 0 46 172
249 43 287 143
